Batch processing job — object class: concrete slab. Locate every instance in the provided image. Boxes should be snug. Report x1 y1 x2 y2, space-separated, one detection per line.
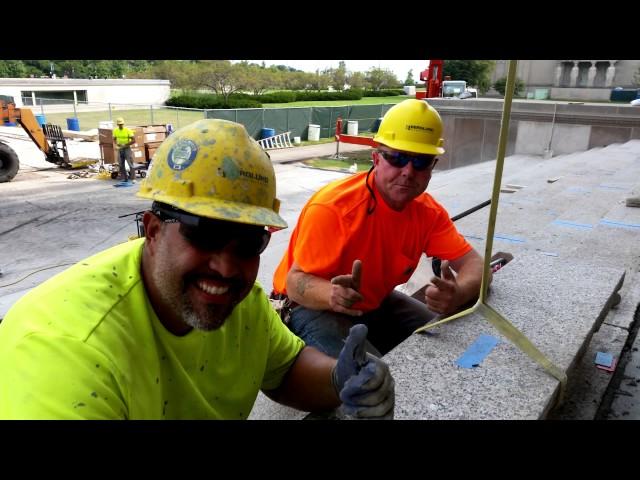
385 251 624 419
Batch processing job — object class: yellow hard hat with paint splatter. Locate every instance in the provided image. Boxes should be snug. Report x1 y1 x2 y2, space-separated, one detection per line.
137 119 287 230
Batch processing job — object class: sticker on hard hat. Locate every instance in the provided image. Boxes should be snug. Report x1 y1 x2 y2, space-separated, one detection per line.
168 139 198 170
406 124 434 133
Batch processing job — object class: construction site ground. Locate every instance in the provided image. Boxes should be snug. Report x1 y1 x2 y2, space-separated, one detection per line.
1 124 639 420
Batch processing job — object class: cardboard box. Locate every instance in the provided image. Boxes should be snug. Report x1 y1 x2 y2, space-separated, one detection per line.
100 144 116 164
98 128 114 145
145 141 163 149
142 125 166 134
100 144 146 164
145 147 158 162
144 132 166 144
131 146 145 161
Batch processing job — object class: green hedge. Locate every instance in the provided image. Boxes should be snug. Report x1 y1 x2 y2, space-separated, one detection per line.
166 88 406 108
362 89 405 97
256 91 298 103
288 89 364 102
166 93 262 109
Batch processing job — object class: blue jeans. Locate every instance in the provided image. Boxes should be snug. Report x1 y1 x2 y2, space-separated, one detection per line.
288 290 438 358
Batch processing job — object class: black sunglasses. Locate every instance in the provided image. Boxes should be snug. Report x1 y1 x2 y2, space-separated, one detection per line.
152 205 271 259
378 150 437 171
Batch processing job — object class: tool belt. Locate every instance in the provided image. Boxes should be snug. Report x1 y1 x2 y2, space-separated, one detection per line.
269 291 298 324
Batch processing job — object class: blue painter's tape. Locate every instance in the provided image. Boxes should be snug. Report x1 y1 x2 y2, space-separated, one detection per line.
552 220 593 230
456 334 500 369
598 184 628 190
599 219 640 230
493 234 525 243
595 352 613 368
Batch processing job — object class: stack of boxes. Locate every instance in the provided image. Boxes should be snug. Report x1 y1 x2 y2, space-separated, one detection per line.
142 125 167 162
99 124 168 165
98 126 145 165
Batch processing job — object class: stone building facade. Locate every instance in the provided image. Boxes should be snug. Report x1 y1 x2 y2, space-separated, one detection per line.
489 60 640 101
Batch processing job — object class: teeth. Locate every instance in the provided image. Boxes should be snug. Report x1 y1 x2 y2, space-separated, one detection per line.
197 281 229 295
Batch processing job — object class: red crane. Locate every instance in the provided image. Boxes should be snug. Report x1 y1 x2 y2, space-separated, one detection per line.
332 60 444 151
416 59 443 99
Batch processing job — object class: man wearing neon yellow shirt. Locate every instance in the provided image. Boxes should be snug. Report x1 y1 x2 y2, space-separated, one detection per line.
113 117 135 186
0 119 394 420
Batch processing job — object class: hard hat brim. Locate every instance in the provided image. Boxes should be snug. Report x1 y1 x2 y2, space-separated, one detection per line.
137 192 288 230
374 139 445 156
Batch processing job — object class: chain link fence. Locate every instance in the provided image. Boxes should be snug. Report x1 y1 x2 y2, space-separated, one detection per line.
18 98 397 140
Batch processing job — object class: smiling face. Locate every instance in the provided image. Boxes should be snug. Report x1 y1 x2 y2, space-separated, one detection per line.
372 147 436 211
141 211 260 335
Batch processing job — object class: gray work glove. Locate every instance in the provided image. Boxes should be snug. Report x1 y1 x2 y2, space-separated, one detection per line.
331 324 395 420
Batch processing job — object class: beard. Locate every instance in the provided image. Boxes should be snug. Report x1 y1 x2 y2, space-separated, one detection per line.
152 251 238 332
181 295 232 331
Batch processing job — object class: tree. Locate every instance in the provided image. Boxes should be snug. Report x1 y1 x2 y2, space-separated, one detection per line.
131 60 199 90
492 76 525 96
194 61 248 103
0 61 27 78
442 60 495 94
347 71 365 89
329 61 348 91
308 69 330 92
365 67 399 90
404 69 414 86
240 64 280 95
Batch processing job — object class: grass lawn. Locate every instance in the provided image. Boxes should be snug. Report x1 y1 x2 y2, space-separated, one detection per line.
39 96 411 131
43 108 205 131
302 150 373 173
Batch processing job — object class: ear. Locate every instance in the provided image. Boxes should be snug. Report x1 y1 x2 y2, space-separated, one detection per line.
142 211 162 254
372 150 380 167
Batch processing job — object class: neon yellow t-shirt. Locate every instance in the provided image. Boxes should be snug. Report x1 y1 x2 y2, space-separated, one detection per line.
0 238 304 419
113 127 134 146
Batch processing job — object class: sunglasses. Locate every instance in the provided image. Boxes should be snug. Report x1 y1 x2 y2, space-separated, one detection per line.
378 150 437 171
152 205 271 259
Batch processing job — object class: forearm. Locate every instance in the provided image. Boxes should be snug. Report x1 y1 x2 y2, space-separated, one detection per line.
263 346 339 411
286 268 333 310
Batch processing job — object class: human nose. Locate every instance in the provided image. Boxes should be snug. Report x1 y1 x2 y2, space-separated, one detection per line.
399 160 417 175
206 243 242 277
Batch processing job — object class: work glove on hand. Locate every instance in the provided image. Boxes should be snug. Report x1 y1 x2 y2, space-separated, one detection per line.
331 324 395 419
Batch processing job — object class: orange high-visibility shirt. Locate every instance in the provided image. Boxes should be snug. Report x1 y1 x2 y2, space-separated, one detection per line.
272 171 472 312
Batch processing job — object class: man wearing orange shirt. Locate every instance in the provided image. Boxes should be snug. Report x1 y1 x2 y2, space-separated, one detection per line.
272 99 489 358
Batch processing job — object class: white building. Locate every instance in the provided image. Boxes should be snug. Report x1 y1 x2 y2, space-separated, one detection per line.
0 78 171 109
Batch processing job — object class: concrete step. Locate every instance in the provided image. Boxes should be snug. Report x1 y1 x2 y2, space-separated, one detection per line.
388 251 624 419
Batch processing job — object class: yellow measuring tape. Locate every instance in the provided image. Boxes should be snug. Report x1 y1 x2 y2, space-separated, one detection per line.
413 60 567 406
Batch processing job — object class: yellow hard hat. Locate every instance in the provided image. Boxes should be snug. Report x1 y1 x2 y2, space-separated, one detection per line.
137 119 287 230
373 99 445 155
116 117 125 125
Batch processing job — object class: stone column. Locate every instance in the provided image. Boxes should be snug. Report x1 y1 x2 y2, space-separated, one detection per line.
570 62 579 87
587 62 596 87
605 61 616 87
554 63 563 86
